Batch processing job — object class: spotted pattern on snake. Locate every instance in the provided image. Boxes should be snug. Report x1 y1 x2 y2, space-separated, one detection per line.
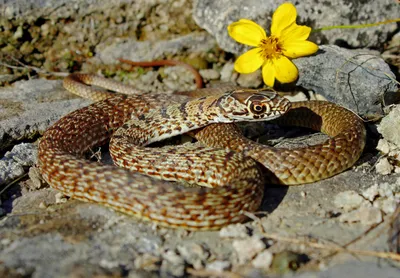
38 73 366 230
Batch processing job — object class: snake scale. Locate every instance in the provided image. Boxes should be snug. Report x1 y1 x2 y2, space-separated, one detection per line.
38 73 366 230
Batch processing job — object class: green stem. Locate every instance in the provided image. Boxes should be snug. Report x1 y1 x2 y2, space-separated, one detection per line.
313 18 400 32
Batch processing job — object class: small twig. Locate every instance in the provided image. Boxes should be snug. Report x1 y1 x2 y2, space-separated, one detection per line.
0 59 68 77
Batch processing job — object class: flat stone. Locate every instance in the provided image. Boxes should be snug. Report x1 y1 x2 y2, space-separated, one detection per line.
0 79 90 149
0 143 37 185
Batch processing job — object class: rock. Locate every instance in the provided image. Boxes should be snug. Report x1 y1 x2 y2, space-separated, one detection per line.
95 32 217 65
378 105 400 147
176 242 210 270
206 260 231 272
134 253 161 271
361 182 400 202
294 45 397 115
375 157 394 175
199 69 220 80
0 79 90 149
251 250 273 269
232 236 266 264
373 197 399 215
236 71 262 88
219 223 250 238
160 249 186 277
376 139 395 154
333 191 370 212
220 62 236 82
193 0 399 52
163 66 198 91
338 206 383 225
0 143 38 185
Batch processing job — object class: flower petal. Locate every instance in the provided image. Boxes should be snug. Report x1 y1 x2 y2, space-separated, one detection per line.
228 19 267 46
282 41 319 58
261 61 276 87
271 3 297 37
280 24 312 42
273 56 298 83
234 48 264 73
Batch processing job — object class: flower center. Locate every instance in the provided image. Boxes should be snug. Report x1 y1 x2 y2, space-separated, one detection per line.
258 36 283 60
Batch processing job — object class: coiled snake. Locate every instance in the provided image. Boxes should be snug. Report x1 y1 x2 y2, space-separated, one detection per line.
38 74 366 230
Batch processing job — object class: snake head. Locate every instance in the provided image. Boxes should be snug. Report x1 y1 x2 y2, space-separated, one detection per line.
219 89 291 122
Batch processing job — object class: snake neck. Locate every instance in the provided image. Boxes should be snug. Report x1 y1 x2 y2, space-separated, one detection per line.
113 95 230 146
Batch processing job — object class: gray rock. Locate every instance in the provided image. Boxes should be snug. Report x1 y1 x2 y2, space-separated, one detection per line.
236 71 262 88
0 79 91 149
294 45 397 115
220 62 236 83
193 0 399 52
0 143 37 185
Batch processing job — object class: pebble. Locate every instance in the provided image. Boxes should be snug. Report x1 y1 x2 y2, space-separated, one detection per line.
377 105 400 147
206 260 231 272
373 197 399 214
376 139 394 154
160 249 186 277
232 236 266 264
236 71 262 88
199 69 220 80
55 192 68 204
220 62 235 82
176 242 209 270
251 250 273 269
134 253 161 271
333 190 370 212
361 183 398 202
375 157 394 175
219 223 250 238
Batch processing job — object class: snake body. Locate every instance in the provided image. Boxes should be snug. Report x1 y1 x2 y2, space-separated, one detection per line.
38 74 366 230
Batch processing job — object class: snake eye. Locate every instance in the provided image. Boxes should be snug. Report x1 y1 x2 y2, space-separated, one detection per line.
250 103 267 115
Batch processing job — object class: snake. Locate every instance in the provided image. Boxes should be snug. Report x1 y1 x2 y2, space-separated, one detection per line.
37 73 366 230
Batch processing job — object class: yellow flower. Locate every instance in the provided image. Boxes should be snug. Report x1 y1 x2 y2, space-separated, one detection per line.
227 2 318 87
